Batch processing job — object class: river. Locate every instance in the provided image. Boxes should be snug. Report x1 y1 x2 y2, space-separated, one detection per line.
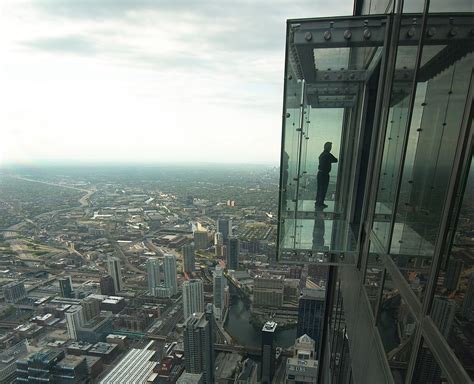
224 289 297 348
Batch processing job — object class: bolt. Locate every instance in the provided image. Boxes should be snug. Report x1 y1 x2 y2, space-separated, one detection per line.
286 113 291 118
407 26 415 38
324 30 331 40
349 73 355 80
427 27 436 37
304 31 313 41
288 74 293 80
448 27 458 37
344 30 352 40
363 28 371 39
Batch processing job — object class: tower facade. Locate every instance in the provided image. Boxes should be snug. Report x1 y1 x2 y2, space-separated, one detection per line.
182 244 195 274
106 257 123 293
183 279 204 321
227 237 239 270
146 257 162 296
163 254 178 297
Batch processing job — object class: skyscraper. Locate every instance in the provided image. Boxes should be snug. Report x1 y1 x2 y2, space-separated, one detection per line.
163 254 178 297
445 258 464 291
65 305 84 340
217 219 232 242
227 237 239 270
146 257 162 296
59 276 74 298
182 244 195 274
183 279 204 321
106 257 123 293
100 275 115 296
193 231 209 250
183 312 213 384
261 321 276 384
213 266 227 322
286 334 318 383
296 288 325 354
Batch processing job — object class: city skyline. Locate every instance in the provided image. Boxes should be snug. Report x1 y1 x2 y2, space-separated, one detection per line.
0 0 351 166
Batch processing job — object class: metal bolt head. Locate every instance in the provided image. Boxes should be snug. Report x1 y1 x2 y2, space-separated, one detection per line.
288 74 293 80
427 27 436 37
343 30 352 40
324 30 331 40
363 28 371 39
407 26 415 38
448 27 458 37
286 112 291 118
304 31 313 41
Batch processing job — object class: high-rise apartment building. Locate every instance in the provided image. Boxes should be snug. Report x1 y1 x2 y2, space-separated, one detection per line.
183 312 213 384
193 231 209 250
182 279 204 321
65 305 84 340
106 257 123 293
59 276 74 298
100 275 115 296
213 266 227 322
261 321 276 384
276 1 473 382
2 281 26 303
217 219 232 242
227 237 239 270
146 257 162 296
296 288 325 354
182 244 195 273
163 254 178 297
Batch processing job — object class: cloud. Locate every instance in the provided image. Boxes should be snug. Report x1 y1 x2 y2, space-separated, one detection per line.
23 35 97 55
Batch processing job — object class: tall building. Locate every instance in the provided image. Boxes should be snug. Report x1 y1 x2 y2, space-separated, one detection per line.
445 258 464 291
194 231 209 250
227 237 239 270
182 244 195 273
82 297 101 322
261 321 276 384
100 275 115 296
286 334 318 383
214 231 223 246
16 350 88 383
213 266 227 322
2 281 26 303
253 275 284 308
146 257 162 296
163 254 178 297
65 305 84 340
183 312 213 384
275 3 473 382
106 257 123 293
59 276 74 298
463 273 474 321
217 219 232 242
183 279 204 321
297 288 325 353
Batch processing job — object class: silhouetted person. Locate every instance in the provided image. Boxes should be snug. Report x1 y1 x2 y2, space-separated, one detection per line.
315 142 338 209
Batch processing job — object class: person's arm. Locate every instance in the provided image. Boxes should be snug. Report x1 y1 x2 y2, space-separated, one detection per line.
330 153 338 163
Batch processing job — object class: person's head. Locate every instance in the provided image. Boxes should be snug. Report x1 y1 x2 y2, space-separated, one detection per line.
324 142 332 152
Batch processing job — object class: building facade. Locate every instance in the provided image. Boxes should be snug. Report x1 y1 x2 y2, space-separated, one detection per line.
146 257 162 296
227 237 240 270
3 281 26 303
183 312 213 384
286 334 319 383
217 219 232 242
212 266 227 322
297 288 325 354
182 244 195 273
163 254 178 297
99 275 115 296
261 321 276 384
59 276 74 298
183 279 204 321
277 1 473 383
106 257 123 293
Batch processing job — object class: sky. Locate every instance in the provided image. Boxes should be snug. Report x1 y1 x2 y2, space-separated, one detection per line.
0 0 352 166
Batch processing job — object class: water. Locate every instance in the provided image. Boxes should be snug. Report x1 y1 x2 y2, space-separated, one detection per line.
224 291 297 348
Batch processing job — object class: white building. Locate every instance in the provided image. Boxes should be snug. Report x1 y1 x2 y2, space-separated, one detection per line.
182 279 204 321
286 334 319 383
65 305 84 340
213 266 227 322
146 257 162 296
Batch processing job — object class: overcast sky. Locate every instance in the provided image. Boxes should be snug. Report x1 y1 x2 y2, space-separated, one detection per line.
0 0 351 166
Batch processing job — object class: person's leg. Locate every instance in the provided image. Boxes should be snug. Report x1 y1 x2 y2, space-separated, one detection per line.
320 173 329 205
316 172 323 205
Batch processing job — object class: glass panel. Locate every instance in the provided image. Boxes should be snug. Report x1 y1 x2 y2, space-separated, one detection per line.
372 13 424 252
377 271 417 382
430 156 474 380
364 250 384 315
413 340 452 384
389 12 473 300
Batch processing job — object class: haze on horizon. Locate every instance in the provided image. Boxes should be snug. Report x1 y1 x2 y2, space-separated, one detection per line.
0 0 351 166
